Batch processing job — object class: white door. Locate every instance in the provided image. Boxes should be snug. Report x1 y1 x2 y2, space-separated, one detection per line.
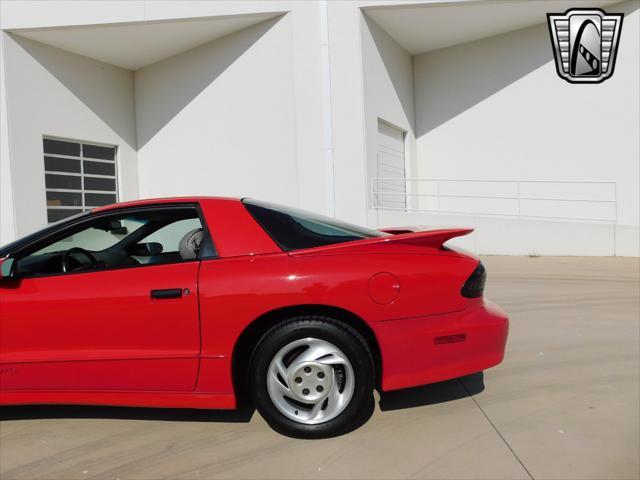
376 120 406 210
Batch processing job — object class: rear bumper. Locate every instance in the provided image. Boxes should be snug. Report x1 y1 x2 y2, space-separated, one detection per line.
373 300 509 391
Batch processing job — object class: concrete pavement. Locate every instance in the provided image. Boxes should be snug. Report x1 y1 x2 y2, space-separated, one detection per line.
1 256 638 479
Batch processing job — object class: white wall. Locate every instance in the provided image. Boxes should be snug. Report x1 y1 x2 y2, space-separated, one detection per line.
0 1 287 30
411 3 639 256
289 2 334 216
360 14 416 227
0 34 16 246
0 2 330 242
1 33 138 237
325 0 469 227
326 0 369 226
1 0 637 257
131 2 330 216
134 16 299 206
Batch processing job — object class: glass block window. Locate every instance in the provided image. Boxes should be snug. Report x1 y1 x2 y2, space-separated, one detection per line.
43 138 118 223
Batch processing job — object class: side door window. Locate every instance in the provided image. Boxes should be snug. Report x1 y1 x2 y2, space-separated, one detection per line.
15 207 205 277
132 218 203 265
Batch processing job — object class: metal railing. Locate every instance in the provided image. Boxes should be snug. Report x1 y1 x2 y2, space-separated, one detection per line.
371 178 617 223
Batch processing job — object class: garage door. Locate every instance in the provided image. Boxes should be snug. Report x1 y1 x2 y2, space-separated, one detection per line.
376 120 406 210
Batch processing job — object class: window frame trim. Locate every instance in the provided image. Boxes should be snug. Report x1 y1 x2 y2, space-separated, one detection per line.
8 203 217 280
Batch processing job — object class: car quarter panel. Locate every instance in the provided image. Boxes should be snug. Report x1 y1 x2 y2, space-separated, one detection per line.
195 251 477 394
372 299 509 391
198 199 280 258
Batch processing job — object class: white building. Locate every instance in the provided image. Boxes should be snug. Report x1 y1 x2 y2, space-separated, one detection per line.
1 0 638 256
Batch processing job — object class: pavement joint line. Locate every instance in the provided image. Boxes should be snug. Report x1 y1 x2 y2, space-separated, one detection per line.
458 378 535 480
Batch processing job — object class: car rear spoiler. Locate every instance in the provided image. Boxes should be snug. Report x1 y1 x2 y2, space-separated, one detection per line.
379 227 418 235
378 228 474 248
290 228 474 255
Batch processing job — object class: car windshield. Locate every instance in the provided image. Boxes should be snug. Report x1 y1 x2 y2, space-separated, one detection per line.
0 211 91 257
243 199 388 251
32 217 148 256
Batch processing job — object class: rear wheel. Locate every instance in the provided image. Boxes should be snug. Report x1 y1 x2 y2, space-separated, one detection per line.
250 316 374 438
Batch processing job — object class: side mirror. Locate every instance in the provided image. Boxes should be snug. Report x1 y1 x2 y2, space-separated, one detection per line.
0 257 16 280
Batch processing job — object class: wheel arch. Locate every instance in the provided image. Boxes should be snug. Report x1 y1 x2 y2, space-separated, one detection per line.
232 304 382 395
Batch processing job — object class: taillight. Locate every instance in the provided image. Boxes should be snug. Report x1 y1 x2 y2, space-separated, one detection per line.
461 261 486 298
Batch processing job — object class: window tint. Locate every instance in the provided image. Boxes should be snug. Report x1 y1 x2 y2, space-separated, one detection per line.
84 177 116 192
83 144 116 160
45 173 81 190
243 199 387 251
43 137 118 223
15 208 203 277
35 218 146 255
43 138 80 156
0 211 90 257
142 218 202 253
46 191 82 208
85 193 117 207
83 161 115 176
44 156 81 173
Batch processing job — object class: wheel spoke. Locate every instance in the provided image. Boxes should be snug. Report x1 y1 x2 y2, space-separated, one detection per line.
294 339 338 364
268 356 292 399
323 372 349 417
314 352 349 367
268 372 291 399
272 357 289 385
266 337 355 425
307 398 326 421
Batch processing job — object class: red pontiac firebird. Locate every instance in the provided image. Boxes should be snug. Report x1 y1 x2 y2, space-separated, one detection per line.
0 197 508 437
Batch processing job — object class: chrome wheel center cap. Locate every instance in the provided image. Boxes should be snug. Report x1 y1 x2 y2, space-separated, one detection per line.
288 361 333 403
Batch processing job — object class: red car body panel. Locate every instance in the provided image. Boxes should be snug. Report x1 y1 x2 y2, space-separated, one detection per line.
373 299 508 390
1 262 200 391
0 197 508 409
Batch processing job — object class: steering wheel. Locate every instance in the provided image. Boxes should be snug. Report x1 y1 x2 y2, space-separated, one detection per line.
61 247 99 273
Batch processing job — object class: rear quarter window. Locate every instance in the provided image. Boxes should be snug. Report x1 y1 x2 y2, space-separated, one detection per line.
243 199 387 251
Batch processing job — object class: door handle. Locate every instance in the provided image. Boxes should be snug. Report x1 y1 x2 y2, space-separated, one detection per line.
150 288 183 300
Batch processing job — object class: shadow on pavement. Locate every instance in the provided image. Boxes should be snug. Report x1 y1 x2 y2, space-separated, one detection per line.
0 372 484 423
0 401 256 423
379 372 484 411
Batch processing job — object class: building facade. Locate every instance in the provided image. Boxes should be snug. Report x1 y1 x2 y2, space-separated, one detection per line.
1 0 638 255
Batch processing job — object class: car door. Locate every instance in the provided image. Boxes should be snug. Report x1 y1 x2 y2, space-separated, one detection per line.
0 206 205 392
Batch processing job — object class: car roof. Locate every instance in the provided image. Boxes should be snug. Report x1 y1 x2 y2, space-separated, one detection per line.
91 196 242 213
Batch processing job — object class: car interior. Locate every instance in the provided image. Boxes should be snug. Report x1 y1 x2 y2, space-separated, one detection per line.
15 209 204 277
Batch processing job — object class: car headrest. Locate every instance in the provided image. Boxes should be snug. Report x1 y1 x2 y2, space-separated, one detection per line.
179 228 203 260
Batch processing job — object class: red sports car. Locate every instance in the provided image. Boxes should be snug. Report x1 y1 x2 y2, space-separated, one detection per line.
0 197 508 437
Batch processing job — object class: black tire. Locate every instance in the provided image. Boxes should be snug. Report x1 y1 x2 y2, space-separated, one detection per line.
250 316 375 438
